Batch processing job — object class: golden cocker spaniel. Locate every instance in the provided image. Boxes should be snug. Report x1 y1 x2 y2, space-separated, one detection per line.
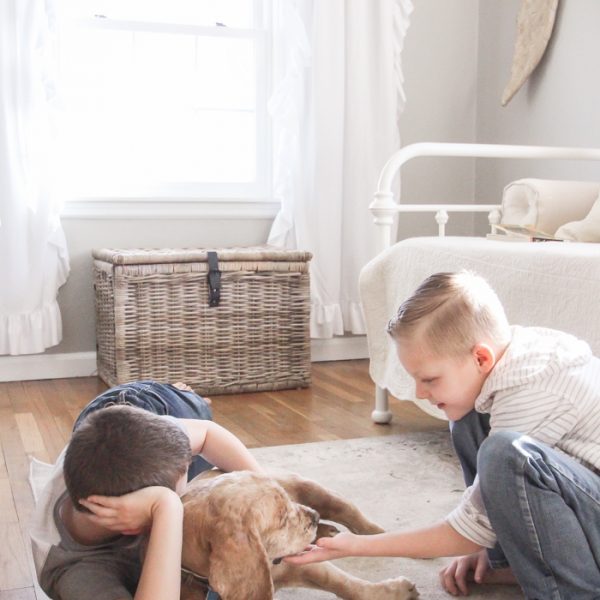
180 470 419 599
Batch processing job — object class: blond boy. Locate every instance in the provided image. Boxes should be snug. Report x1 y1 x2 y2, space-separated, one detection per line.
287 271 600 598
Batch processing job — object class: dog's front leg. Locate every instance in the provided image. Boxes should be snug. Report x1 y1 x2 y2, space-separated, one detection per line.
274 474 384 534
272 562 419 599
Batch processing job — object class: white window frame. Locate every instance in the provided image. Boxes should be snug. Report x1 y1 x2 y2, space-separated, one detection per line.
58 1 276 219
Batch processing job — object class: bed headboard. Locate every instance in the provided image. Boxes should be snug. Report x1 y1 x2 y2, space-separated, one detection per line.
369 142 600 251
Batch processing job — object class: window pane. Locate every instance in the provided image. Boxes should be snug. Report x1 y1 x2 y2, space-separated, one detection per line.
56 22 261 195
59 109 256 188
60 0 255 28
133 33 256 110
153 110 257 182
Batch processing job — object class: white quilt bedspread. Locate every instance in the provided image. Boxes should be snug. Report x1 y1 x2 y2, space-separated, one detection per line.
359 236 600 419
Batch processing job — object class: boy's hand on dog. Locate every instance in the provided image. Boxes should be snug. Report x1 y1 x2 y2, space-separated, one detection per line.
79 486 181 536
284 531 357 565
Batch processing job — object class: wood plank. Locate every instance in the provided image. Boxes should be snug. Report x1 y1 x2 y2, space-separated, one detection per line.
211 395 288 447
20 526 48 600
0 479 18 523
312 360 376 396
14 415 49 464
207 410 261 448
4 383 29 414
20 383 67 463
0 437 9 480
0 384 12 409
0 406 39 593
309 370 369 404
0 409 31 481
0 522 32 590
270 393 387 439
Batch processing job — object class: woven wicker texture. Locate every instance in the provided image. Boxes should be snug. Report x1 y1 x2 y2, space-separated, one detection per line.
92 247 312 265
93 247 312 394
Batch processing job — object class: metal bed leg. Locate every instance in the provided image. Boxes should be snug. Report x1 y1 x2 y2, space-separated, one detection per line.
371 385 392 424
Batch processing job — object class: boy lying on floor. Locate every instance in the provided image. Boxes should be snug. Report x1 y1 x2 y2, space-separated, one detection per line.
30 380 261 600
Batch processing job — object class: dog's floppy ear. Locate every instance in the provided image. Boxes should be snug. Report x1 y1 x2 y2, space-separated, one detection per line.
208 524 274 600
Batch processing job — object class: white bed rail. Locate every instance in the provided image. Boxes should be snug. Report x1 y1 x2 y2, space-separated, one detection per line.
370 142 600 423
370 142 600 253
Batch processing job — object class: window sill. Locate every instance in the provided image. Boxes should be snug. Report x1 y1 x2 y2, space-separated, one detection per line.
60 198 280 220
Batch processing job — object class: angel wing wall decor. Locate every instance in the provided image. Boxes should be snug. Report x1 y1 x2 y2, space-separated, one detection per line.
502 0 559 106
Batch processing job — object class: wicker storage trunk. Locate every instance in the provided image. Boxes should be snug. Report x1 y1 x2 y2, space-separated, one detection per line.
93 247 312 394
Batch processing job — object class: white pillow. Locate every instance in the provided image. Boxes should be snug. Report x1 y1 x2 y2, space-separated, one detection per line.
501 179 600 234
555 193 600 242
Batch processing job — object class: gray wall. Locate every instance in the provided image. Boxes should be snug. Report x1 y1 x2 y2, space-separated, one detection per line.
475 0 600 201
44 1 600 357
398 0 479 238
50 0 481 356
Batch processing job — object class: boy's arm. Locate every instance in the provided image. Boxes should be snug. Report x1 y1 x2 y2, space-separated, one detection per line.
81 486 184 600
285 521 482 565
179 419 262 473
133 488 183 600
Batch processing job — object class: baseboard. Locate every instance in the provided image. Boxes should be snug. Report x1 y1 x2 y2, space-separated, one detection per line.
0 351 98 382
0 337 368 382
310 335 369 362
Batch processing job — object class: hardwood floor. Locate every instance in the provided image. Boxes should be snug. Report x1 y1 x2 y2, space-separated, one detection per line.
0 359 445 599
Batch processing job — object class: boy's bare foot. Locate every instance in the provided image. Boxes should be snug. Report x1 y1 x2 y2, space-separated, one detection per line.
173 382 212 405
173 382 193 392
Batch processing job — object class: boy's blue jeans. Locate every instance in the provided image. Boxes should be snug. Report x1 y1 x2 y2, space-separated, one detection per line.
451 411 600 599
74 380 214 480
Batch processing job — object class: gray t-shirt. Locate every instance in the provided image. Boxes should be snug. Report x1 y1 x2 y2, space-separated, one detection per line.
29 415 188 599
30 451 143 599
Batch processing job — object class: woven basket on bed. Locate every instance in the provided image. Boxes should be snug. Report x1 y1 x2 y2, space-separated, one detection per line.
92 246 312 394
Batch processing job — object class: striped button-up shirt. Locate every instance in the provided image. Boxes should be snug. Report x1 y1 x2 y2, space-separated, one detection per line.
446 325 600 547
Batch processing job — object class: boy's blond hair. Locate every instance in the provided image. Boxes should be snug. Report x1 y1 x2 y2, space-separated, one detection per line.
387 271 511 357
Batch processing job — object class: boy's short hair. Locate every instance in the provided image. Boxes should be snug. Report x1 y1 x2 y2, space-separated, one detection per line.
387 271 511 357
64 404 192 510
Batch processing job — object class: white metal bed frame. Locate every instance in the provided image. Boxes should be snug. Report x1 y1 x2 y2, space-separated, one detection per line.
369 142 600 424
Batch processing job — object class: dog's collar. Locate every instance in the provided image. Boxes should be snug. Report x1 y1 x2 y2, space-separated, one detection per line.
181 565 211 587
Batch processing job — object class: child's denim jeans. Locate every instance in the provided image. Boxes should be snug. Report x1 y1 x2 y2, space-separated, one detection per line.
451 410 600 599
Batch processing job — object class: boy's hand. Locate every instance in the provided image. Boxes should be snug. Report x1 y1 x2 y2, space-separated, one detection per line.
439 550 489 596
283 532 357 565
79 486 181 536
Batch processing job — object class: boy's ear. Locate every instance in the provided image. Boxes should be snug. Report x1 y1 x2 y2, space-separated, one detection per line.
472 343 496 374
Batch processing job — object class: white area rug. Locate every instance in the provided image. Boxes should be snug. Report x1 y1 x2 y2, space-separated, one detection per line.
251 432 523 600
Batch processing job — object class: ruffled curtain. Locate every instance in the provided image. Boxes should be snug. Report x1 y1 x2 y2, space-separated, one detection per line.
268 0 413 338
0 0 70 355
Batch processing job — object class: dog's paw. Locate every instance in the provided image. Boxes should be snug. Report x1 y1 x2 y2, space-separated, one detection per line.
372 576 419 600
315 522 340 539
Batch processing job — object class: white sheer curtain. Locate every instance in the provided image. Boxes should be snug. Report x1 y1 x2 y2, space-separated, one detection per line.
0 0 70 355
268 0 413 338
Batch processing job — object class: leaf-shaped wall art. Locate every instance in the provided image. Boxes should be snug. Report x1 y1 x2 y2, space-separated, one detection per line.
502 0 559 106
